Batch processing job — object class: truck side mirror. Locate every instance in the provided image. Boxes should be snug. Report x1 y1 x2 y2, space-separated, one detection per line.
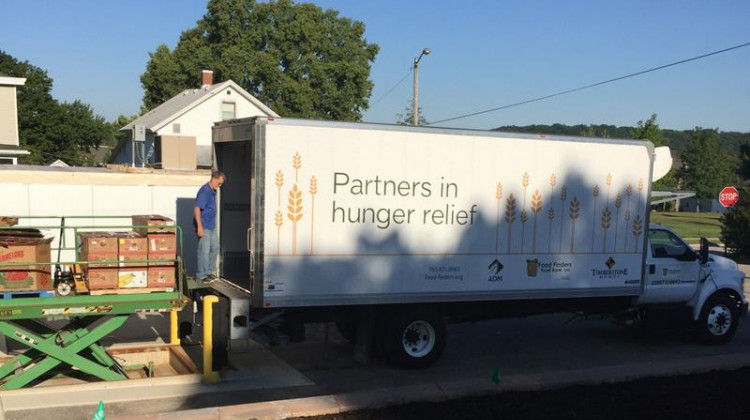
699 237 709 265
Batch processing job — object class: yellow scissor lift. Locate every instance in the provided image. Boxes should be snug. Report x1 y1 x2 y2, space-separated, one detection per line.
0 216 189 390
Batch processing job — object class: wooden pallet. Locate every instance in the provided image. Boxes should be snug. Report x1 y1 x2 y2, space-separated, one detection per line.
88 287 174 296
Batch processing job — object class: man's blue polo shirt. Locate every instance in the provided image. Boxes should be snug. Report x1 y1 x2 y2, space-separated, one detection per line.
195 183 217 230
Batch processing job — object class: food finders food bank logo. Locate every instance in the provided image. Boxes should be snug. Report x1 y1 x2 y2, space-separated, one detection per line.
591 257 629 279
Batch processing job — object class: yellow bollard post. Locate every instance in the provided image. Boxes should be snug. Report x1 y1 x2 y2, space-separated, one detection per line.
202 295 220 382
170 309 180 345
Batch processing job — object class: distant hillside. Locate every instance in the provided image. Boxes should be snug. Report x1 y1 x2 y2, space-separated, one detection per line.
493 124 750 156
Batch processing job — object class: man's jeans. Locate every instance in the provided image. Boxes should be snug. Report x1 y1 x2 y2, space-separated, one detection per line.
196 228 219 280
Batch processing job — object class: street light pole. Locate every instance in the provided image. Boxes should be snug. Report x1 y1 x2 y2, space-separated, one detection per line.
412 47 431 126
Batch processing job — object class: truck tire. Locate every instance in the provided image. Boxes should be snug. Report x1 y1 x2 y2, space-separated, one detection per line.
697 293 740 345
382 310 446 369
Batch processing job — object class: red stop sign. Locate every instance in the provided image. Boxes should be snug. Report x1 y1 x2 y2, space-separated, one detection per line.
719 186 739 207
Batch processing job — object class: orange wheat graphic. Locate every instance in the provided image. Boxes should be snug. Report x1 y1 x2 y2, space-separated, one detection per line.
591 185 599 252
275 170 284 207
601 206 611 252
569 197 580 253
632 214 643 253
614 192 622 252
274 210 283 254
293 153 301 183
559 185 567 253
287 184 303 255
624 184 633 251
505 193 517 254
531 189 542 253
548 175 556 252
495 183 503 254
309 176 318 254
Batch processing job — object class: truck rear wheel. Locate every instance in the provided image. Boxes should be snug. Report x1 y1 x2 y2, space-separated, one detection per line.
382 310 445 369
697 293 740 345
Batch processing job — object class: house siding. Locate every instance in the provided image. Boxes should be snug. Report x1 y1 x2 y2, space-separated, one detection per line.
0 85 19 146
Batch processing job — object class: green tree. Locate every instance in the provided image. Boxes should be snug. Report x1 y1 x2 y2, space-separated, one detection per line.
681 128 738 199
141 0 379 121
396 101 428 126
721 185 750 256
738 142 750 181
630 114 677 190
0 50 114 165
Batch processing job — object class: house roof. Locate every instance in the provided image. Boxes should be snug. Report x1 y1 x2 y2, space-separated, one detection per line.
120 80 278 132
0 76 26 86
0 144 30 156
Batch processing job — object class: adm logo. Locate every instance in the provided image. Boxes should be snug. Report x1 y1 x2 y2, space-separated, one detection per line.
488 259 504 282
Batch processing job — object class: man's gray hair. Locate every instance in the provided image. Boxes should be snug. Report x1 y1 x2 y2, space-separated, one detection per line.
212 170 226 180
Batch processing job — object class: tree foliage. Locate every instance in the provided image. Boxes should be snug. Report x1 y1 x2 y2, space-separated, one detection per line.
721 185 750 257
630 114 676 189
681 128 738 199
141 0 379 121
396 101 428 126
0 50 115 165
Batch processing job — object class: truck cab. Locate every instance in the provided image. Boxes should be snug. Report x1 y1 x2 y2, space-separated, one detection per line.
640 224 747 344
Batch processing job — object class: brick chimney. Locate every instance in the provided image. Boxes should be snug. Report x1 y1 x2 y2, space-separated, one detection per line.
201 70 214 88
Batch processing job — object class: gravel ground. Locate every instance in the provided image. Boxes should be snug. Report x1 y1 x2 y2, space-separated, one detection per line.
289 367 750 420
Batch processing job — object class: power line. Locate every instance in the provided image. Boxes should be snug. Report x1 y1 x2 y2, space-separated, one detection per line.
370 67 413 107
429 41 750 126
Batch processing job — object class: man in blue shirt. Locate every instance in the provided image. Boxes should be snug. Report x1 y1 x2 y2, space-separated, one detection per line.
194 170 225 281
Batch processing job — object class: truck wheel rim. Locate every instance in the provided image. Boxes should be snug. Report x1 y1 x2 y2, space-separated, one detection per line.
707 304 732 336
402 320 435 358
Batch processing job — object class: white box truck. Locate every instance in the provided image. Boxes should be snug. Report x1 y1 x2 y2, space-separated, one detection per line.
209 117 747 368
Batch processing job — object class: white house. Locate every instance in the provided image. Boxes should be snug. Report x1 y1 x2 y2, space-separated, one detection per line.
113 70 278 169
0 75 30 164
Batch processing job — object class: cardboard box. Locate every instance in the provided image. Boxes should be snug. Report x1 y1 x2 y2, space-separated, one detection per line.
118 234 148 267
0 240 53 291
148 233 177 266
148 266 176 289
86 267 118 290
79 232 120 267
119 269 148 288
132 215 176 236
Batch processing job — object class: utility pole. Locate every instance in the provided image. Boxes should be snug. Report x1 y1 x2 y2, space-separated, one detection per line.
412 48 431 125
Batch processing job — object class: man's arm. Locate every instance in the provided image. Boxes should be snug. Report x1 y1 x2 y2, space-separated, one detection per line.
194 206 204 238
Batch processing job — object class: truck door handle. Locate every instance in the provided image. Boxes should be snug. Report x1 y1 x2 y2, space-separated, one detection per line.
649 264 655 274
247 226 254 273
246 226 252 252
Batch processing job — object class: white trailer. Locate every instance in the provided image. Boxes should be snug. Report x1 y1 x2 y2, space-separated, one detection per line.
209 117 746 368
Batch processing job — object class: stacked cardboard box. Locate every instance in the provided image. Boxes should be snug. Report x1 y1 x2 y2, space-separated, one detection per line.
0 231 53 292
132 215 177 289
117 232 148 289
78 232 119 290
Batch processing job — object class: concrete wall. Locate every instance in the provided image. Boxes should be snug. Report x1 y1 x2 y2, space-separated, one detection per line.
0 166 208 277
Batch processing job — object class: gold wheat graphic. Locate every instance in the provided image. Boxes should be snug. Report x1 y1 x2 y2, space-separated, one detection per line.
569 197 580 253
559 185 567 253
601 206 611 252
309 176 318 254
274 210 283 254
287 184 303 255
624 184 633 251
293 152 301 183
637 178 644 217
276 170 284 207
591 185 600 252
614 192 622 252
531 189 542 253
505 193 517 254
495 183 503 254
632 214 643 253
548 175 556 252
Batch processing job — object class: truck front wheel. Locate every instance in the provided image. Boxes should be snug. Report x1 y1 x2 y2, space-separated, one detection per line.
697 293 740 345
382 310 446 369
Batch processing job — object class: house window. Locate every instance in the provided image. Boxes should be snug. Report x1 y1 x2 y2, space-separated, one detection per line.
221 102 236 120
173 123 181 134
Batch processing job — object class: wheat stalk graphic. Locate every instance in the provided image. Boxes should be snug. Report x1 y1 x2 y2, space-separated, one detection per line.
591 185 600 252
559 185 567 253
309 176 318 254
505 193 517 254
274 210 283 254
275 170 284 207
495 183 503 254
601 206 611 252
606 173 613 203
614 192 622 252
569 197 580 253
531 189 542 253
520 209 528 253
293 152 301 183
637 178 644 216
287 184 303 255
632 214 643 253
624 184 633 251
548 175 556 252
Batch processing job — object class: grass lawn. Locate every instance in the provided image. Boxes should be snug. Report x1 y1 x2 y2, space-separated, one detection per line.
649 211 723 241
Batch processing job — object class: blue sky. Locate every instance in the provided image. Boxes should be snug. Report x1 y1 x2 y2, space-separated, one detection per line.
1 0 748 132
